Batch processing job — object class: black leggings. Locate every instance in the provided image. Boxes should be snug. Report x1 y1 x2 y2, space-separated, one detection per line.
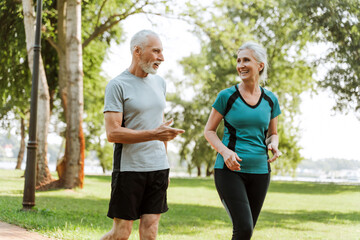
214 169 270 240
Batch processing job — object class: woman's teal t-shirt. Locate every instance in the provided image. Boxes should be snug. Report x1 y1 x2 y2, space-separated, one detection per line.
212 84 281 174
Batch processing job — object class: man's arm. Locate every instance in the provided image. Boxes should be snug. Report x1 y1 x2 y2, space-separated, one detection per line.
104 112 184 144
163 114 168 152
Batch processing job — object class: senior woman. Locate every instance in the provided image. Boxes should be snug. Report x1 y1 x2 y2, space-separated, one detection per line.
204 42 281 240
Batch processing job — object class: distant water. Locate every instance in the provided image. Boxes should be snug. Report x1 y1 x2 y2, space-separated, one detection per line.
0 161 107 175
1 161 359 184
272 175 360 184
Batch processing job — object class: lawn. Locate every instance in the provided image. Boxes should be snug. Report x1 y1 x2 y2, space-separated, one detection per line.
0 169 359 240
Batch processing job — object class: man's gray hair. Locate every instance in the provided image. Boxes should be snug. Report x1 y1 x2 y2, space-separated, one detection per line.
130 30 159 53
237 42 268 83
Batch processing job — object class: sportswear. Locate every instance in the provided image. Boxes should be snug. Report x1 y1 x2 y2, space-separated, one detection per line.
107 169 169 220
214 169 270 240
103 69 169 172
212 84 281 173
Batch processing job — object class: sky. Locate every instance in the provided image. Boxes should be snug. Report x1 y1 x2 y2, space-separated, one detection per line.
102 14 360 161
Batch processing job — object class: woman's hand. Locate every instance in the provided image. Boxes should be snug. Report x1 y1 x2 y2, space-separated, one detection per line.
267 143 282 163
204 108 242 171
221 148 242 171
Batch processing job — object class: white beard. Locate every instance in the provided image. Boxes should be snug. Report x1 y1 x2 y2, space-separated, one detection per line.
140 60 157 75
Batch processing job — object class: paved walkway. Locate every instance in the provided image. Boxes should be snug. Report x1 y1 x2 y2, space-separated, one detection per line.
0 221 56 240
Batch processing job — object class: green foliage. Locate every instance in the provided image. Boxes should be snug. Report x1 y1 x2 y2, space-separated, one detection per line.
168 0 316 175
80 0 176 169
92 141 113 173
81 1 125 171
1 169 360 239
81 0 125 45
42 0 59 109
0 1 31 127
2 0 176 171
289 0 360 114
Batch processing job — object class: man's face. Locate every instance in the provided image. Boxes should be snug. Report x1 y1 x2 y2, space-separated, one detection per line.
138 35 164 75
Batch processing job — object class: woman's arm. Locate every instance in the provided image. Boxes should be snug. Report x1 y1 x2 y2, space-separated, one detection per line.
266 116 281 163
204 108 241 171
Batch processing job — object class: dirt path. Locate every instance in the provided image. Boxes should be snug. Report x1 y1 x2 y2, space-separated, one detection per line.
0 221 57 240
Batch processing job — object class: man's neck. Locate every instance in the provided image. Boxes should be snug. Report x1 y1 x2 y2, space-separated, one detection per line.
128 63 148 78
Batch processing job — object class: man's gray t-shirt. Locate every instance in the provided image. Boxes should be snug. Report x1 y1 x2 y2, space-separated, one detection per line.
103 70 169 172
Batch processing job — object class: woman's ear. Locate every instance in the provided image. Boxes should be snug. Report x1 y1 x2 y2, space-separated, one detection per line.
258 62 264 72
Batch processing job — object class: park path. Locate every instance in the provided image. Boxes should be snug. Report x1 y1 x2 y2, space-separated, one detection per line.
0 221 57 240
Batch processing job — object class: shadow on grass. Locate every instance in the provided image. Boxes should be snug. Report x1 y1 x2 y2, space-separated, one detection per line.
257 209 360 232
0 194 230 237
86 175 217 190
160 176 360 195
1 194 359 236
168 177 216 189
84 175 111 183
161 203 230 235
83 175 360 195
268 181 360 195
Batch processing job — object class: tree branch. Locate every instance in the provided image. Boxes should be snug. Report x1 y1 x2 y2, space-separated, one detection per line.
82 0 166 48
95 0 108 27
46 37 61 55
83 11 138 48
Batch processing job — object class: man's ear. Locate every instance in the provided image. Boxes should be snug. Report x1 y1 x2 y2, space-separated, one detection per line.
134 46 142 57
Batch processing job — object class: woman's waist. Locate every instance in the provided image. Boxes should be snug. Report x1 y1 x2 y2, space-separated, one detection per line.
223 139 266 152
236 151 267 159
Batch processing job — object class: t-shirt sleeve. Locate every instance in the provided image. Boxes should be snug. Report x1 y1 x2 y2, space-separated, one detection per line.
212 90 227 116
271 94 281 119
103 80 124 113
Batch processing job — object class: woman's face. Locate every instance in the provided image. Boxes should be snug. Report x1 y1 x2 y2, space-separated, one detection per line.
236 49 264 82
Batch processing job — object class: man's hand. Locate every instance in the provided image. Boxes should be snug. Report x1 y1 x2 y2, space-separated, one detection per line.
220 148 242 171
154 119 185 141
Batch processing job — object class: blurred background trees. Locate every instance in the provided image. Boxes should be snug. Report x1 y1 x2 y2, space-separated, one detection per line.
169 0 316 176
289 0 360 115
1 0 359 182
1 0 174 188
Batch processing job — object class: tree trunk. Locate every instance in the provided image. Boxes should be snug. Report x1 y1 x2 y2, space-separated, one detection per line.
197 166 201 177
15 117 26 170
205 165 213 177
57 0 68 114
22 0 53 187
61 0 85 189
55 0 68 181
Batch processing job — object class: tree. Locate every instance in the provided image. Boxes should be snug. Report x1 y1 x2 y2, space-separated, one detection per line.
289 0 360 115
60 0 85 188
2 0 177 188
168 0 315 176
15 116 27 169
2 0 63 185
22 0 53 186
20 0 175 189
54 0 174 188
95 140 114 173
0 1 31 170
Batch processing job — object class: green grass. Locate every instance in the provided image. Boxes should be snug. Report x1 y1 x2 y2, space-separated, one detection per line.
0 169 360 240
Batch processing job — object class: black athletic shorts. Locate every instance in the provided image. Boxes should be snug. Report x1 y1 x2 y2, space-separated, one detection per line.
107 169 169 220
